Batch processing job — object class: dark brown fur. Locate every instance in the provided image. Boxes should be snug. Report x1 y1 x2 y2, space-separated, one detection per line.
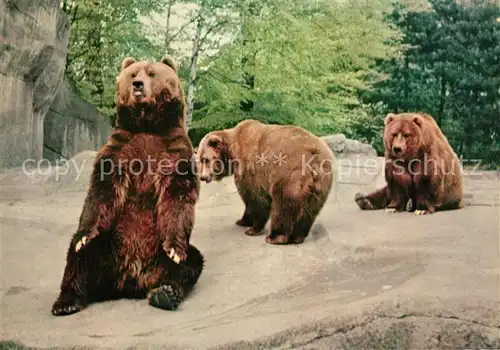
51 55 204 316
355 112 464 215
196 119 336 244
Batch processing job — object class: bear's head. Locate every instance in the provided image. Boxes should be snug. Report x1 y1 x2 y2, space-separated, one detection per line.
115 55 185 133
196 132 235 183
383 112 426 160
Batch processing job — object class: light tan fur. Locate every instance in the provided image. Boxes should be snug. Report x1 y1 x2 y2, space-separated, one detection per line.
196 119 336 244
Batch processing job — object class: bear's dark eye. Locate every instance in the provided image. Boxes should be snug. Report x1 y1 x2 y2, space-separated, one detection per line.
131 73 137 78
403 133 409 138
149 72 155 78
392 133 398 138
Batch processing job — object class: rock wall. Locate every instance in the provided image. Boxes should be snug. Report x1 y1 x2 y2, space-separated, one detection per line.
0 0 69 168
44 77 111 162
0 0 111 170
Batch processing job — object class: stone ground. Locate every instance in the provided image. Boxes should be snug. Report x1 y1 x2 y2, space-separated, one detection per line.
0 153 499 349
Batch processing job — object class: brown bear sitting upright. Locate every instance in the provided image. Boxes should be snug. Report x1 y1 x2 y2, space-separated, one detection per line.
355 112 464 215
196 119 336 244
51 55 204 316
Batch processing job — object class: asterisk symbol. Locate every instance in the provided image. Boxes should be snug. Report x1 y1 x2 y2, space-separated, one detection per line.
256 153 269 166
273 152 287 166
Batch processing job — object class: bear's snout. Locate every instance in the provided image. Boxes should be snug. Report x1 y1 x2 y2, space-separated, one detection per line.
132 80 145 97
200 174 212 183
133 80 144 91
392 146 402 154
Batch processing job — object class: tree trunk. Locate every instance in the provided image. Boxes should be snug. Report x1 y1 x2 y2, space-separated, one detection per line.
164 0 174 51
437 74 446 127
185 16 202 131
89 2 104 108
239 1 258 113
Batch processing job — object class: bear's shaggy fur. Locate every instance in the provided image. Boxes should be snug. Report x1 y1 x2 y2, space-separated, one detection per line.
355 112 464 215
51 55 204 316
196 119 336 244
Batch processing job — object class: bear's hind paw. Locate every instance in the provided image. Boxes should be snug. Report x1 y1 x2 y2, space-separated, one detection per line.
51 299 85 316
355 193 374 210
385 208 397 214
147 284 182 311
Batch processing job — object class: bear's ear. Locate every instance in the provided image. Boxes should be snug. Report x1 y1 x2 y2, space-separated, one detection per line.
207 135 222 149
384 113 396 125
121 57 136 70
413 115 424 127
160 55 177 72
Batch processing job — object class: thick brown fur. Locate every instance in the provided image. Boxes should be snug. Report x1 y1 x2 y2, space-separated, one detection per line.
51 55 204 316
196 119 336 244
355 112 464 215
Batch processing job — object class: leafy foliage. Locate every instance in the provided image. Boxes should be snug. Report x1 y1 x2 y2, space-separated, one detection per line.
190 0 398 140
361 0 500 163
62 0 499 166
62 0 169 119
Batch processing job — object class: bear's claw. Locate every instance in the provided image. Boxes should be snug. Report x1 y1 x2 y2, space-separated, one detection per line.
75 236 88 252
167 248 180 264
51 298 85 316
415 209 429 215
166 247 187 264
385 208 397 213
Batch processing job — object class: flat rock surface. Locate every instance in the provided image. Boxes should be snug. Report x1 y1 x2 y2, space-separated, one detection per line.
1 154 499 349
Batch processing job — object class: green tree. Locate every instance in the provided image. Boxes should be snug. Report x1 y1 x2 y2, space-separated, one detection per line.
361 0 500 164
188 0 398 144
61 0 168 120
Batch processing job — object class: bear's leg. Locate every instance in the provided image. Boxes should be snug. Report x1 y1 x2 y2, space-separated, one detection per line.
52 234 117 316
235 206 253 227
354 186 390 210
243 201 271 236
289 214 315 244
266 187 303 245
52 244 89 316
147 244 204 311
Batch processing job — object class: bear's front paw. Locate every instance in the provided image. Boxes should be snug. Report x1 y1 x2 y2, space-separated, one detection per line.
73 228 99 252
244 227 263 236
235 217 253 227
75 236 90 252
164 245 187 264
414 202 435 216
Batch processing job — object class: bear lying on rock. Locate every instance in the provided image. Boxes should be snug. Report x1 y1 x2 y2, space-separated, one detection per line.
196 119 336 244
355 112 464 215
51 55 204 315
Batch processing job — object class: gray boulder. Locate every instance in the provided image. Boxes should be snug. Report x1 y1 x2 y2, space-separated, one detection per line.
321 134 377 157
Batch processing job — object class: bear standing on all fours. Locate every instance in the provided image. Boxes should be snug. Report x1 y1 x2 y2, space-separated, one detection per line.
355 112 464 215
51 55 204 316
196 119 336 245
